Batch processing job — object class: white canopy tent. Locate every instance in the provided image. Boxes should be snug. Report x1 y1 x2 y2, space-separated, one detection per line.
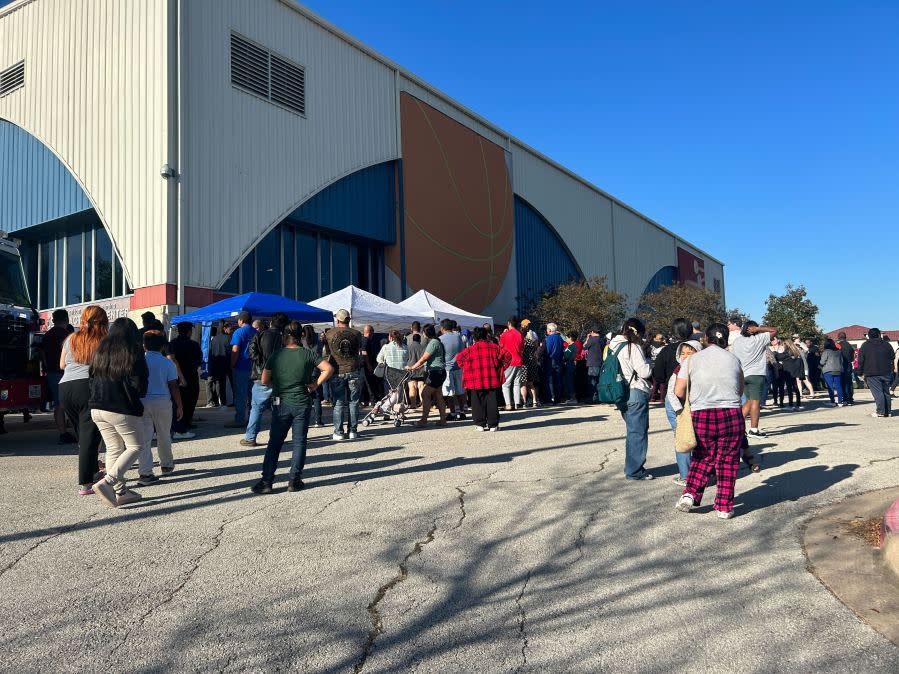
399 289 493 330
309 286 431 333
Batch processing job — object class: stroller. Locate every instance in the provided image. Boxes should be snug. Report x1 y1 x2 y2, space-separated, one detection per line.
361 366 412 428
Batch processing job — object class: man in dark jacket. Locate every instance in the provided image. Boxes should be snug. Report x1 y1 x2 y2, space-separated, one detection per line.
836 331 856 404
651 318 693 399
169 322 203 438
858 328 894 417
243 312 288 446
582 329 606 403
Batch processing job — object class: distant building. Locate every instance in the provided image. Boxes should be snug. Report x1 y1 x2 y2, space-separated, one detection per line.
826 325 899 349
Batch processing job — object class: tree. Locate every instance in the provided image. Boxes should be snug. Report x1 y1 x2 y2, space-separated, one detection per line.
636 284 726 337
762 284 822 340
726 307 752 325
528 276 626 337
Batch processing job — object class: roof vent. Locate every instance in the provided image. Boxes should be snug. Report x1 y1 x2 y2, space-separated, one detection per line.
0 60 25 98
230 33 305 116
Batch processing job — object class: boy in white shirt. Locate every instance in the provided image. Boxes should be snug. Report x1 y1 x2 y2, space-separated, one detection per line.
137 331 184 485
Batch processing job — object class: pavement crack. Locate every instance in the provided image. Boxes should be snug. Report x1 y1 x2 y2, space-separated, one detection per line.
355 518 439 674
0 512 101 579
514 569 533 672
566 448 618 567
452 487 466 530
869 455 899 466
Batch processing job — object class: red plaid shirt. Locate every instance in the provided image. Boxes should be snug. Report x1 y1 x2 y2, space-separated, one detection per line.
456 341 510 390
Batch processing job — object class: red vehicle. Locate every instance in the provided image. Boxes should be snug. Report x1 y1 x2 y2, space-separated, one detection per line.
0 233 47 433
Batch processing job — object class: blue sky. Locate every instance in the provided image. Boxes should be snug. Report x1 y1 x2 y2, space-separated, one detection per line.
298 0 898 330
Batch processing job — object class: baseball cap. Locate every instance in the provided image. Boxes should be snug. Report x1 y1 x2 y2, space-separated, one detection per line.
335 308 351 322
521 319 531 327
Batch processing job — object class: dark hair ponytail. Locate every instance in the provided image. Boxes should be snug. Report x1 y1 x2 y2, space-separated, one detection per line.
705 322 729 348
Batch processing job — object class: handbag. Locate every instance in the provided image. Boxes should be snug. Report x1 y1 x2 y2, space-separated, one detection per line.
674 378 697 453
374 362 387 378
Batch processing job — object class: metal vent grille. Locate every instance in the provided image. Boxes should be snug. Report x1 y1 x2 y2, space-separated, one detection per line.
0 60 25 98
230 33 305 116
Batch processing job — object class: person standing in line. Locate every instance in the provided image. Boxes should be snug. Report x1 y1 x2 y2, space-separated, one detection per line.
137 311 160 339
836 331 856 405
665 339 701 486
405 321 422 347
519 328 542 408
582 328 606 403
168 322 201 440
690 321 704 342
726 315 743 347
608 318 654 481
360 324 381 406
221 323 236 405
206 326 230 407
806 340 822 393
456 327 510 432
521 318 538 343
543 323 564 405
793 334 816 397
251 322 334 494
819 339 845 407
90 318 150 508
242 312 288 446
59 306 109 496
776 340 805 410
302 324 326 428
406 324 448 427
439 320 468 420
499 316 524 411
562 332 581 404
674 323 745 519
324 309 364 440
136 331 183 485
858 327 895 418
731 320 778 437
225 311 257 428
42 309 76 444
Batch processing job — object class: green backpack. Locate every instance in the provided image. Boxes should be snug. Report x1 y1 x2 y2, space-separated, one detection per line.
597 343 632 408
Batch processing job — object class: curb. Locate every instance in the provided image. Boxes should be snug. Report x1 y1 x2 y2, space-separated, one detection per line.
884 498 899 579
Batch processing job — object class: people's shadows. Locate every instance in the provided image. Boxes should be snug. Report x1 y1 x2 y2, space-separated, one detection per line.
181 444 393 466
735 463 859 513
754 446 818 471
767 421 859 435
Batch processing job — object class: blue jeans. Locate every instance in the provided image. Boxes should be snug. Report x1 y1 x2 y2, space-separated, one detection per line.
331 369 364 434
822 372 843 404
232 369 251 424
310 384 323 425
546 361 562 403
665 397 691 480
261 404 311 481
621 388 650 479
245 382 273 440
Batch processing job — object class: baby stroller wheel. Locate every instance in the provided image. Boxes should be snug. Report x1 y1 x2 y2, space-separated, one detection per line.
394 419 402 427
362 418 371 427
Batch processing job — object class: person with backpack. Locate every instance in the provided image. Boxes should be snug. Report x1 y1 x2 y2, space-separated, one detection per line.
243 312 288 446
324 309 364 440
604 318 654 480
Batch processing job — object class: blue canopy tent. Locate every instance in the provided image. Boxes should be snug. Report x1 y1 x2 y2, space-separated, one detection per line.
171 292 334 325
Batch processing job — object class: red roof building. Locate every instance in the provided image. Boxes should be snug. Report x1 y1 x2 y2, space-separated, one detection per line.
826 325 899 342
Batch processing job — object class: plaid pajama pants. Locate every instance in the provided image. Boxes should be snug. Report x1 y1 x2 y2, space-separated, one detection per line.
683 407 744 513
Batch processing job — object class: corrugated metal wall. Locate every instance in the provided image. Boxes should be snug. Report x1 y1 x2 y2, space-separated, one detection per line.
181 0 399 289
514 196 582 310
0 0 170 288
286 161 396 243
0 119 92 231
612 203 677 306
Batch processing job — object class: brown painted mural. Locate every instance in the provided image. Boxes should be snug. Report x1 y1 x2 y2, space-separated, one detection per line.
387 93 514 313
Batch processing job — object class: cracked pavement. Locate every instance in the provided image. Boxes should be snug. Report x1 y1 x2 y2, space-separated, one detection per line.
1 391 898 672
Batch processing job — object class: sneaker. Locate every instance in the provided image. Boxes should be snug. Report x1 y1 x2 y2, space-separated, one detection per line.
629 473 654 481
795 405 804 410
474 426 487 432
78 485 94 496
717 510 734 520
161 465 175 475
287 476 304 492
313 422 325 428
250 479 273 495
869 412 881 418
504 405 512 411
204 403 217 408
672 476 687 487
136 473 160 487
836 403 844 408
332 432 347 441
675 494 694 512
488 426 499 432
531 402 539 408
239 438 259 447
348 431 358 440
116 490 142 506
93 479 118 508
173 431 196 440
747 429 767 438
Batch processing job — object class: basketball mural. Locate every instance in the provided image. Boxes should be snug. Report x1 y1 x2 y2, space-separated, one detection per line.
386 93 514 313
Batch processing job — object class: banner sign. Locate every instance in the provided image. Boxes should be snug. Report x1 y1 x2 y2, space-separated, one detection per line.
677 247 706 288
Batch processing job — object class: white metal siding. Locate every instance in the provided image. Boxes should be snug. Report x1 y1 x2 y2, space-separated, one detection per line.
0 0 170 288
180 0 398 288
511 143 616 284
612 203 677 306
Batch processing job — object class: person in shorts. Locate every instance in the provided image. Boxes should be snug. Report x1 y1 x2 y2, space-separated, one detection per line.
730 320 778 438
439 319 467 420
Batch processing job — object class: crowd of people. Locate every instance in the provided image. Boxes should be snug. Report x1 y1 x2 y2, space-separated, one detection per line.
38 302 895 516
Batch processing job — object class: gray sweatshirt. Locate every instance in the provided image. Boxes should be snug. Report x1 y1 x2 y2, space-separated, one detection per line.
819 348 843 374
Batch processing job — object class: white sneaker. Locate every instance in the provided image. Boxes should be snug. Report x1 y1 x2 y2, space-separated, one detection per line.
675 494 694 512
348 431 358 440
672 476 687 487
488 426 499 432
172 431 196 440
332 432 346 441
474 426 486 432
717 510 734 519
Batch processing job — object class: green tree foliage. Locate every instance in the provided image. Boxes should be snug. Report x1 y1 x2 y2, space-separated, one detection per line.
762 284 822 340
528 276 627 337
636 284 726 337
726 307 752 325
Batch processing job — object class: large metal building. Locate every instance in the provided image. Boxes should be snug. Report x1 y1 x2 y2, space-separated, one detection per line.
0 0 725 326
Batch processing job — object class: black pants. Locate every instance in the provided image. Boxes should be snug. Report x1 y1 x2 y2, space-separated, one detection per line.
209 356 230 406
471 389 499 429
175 375 200 432
60 378 103 485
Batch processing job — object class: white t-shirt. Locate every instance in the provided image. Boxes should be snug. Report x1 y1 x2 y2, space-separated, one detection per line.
730 332 772 377
678 345 743 411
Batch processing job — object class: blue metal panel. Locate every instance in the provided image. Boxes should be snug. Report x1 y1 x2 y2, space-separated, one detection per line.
642 266 678 296
0 120 92 233
286 161 396 244
514 195 583 311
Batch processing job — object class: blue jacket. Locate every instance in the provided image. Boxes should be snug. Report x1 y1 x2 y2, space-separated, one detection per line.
545 333 564 364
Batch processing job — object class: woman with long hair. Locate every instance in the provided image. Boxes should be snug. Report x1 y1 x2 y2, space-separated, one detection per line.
777 340 804 410
58 305 109 495
302 324 325 427
608 317 654 480
406 324 448 427
90 318 150 508
674 323 745 519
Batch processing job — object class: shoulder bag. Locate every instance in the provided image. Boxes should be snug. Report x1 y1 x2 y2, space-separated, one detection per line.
674 376 697 453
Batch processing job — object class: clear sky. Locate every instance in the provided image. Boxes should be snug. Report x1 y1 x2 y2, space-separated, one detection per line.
297 0 898 331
